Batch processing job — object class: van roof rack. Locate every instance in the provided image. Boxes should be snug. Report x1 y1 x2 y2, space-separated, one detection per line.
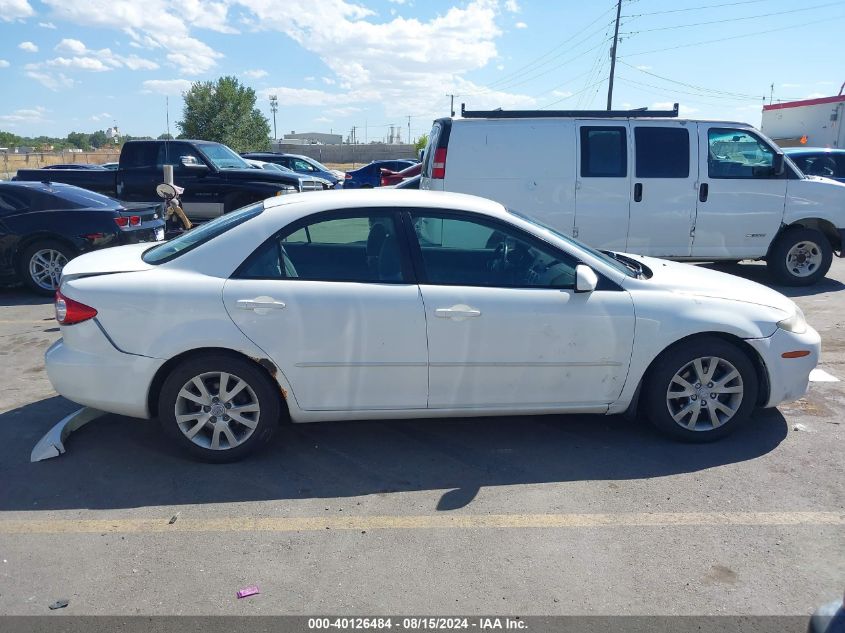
459 102 679 119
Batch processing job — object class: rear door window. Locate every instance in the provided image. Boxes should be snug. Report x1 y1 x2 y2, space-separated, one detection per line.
580 127 627 177
634 127 690 178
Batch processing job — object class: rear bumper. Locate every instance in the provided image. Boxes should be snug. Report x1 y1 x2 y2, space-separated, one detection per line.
746 325 821 408
45 321 165 419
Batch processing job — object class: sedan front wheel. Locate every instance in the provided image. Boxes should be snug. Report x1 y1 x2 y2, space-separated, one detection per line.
158 353 280 462
643 337 759 442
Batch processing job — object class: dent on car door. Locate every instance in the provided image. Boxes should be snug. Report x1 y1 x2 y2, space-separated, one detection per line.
406 210 636 410
222 210 429 411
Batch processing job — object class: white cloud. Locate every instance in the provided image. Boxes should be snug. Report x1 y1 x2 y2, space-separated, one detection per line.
55 38 87 54
39 21 57 29
314 116 331 123
635 65 652 71
33 39 159 72
0 106 47 124
90 112 113 121
651 101 698 116
551 89 573 98
247 0 532 117
505 0 520 12
496 64 504 70
19 41 39 53
26 71 75 90
514 21 527 29
141 78 193 95
0 0 34 21
42 0 225 74
0 60 9 68
244 69 268 79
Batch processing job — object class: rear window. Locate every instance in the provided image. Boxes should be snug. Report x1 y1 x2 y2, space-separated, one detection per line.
421 122 444 178
142 203 264 264
45 185 119 209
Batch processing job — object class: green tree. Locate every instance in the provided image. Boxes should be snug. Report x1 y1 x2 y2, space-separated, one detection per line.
66 131 90 150
0 130 21 147
177 76 271 152
157 133 174 140
414 133 428 154
88 130 109 149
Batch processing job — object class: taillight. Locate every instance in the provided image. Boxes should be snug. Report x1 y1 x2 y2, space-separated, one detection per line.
55 290 97 326
114 216 140 228
432 147 447 179
344 173 352 179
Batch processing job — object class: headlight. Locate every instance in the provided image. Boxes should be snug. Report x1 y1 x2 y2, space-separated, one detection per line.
276 186 297 196
777 306 807 334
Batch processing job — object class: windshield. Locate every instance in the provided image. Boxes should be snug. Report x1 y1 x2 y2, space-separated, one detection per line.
197 144 251 170
303 157 330 172
142 203 263 264
507 208 635 277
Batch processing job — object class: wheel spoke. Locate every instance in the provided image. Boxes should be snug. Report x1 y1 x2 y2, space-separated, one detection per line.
191 377 213 403
210 425 222 450
178 388 207 406
711 400 736 420
685 406 701 430
221 377 248 402
669 375 695 398
706 405 720 427
671 401 696 423
219 423 238 447
229 411 258 429
692 358 707 383
184 417 209 439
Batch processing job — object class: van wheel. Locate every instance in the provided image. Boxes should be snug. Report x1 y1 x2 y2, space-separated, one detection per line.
643 337 758 442
767 227 832 286
158 354 280 462
20 240 75 295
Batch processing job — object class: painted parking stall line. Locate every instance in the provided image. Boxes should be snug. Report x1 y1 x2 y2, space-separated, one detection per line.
0 511 843 535
809 368 840 382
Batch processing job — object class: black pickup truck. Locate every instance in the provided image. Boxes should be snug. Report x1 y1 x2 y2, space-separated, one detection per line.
15 139 324 220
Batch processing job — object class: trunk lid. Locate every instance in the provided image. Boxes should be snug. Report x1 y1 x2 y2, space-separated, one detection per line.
60 242 156 283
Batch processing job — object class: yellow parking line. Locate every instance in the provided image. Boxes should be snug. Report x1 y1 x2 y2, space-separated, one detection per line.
0 320 53 324
0 511 842 535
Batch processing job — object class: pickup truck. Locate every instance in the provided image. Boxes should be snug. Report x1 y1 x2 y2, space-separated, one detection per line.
15 139 325 220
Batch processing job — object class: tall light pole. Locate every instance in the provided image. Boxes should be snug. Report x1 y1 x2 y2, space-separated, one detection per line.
269 95 278 141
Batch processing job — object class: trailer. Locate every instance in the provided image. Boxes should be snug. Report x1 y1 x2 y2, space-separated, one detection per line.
761 89 845 149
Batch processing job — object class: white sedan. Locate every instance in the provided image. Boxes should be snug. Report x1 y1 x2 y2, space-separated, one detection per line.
46 191 820 461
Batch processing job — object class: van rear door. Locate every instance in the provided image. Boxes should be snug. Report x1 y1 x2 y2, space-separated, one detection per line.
574 121 630 250
626 121 698 257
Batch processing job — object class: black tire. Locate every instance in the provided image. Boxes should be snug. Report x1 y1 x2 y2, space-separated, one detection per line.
158 353 280 462
19 240 76 295
766 227 832 286
642 337 759 442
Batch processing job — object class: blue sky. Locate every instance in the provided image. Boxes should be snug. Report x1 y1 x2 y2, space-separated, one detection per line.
1 0 843 142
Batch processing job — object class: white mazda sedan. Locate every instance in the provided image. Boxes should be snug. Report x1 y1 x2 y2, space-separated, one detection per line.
46 191 820 461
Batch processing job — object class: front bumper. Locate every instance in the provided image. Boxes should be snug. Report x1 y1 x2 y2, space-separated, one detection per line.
45 320 165 419
746 325 821 408
836 228 844 257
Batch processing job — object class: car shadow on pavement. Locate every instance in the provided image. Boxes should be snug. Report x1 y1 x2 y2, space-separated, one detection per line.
0 395 788 512
700 262 845 297
0 287 52 307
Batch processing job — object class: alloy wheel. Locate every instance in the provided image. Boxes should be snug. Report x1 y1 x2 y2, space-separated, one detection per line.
174 371 260 450
28 248 68 291
665 356 744 432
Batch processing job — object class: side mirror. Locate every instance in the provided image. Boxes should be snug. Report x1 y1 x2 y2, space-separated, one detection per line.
773 152 785 176
181 156 208 171
575 264 598 293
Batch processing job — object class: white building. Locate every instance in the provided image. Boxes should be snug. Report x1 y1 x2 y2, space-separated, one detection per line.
761 94 845 148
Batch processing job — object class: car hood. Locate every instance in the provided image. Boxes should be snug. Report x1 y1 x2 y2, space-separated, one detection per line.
60 242 155 282
623 254 796 316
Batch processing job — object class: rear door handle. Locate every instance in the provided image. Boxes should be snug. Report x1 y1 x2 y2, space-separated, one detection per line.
699 182 709 202
434 305 481 320
633 182 643 202
237 298 287 312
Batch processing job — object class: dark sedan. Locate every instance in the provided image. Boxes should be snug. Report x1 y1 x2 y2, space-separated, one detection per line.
241 152 342 187
0 181 165 294
344 159 417 188
784 147 845 183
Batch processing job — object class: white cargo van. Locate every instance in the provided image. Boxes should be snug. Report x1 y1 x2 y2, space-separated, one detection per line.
420 104 845 286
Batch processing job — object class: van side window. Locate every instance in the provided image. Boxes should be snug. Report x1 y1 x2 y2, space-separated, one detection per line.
634 127 690 178
708 128 778 179
580 127 627 177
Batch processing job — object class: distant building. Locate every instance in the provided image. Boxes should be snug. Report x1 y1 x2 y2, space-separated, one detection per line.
282 131 343 145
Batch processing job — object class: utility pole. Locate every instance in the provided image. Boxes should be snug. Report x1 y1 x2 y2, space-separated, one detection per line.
407 115 411 145
606 0 622 111
269 95 278 140
448 94 455 117
769 83 774 105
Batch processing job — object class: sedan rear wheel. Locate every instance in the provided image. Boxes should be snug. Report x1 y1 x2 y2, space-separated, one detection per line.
159 354 280 462
20 241 73 295
643 337 758 442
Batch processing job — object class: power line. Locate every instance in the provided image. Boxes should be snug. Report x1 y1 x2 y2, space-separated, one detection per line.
622 13 845 56
625 0 771 19
606 0 623 109
540 76 609 109
618 61 763 100
621 1 841 35
616 76 761 106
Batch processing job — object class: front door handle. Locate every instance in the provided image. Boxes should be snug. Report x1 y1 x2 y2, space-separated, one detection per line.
699 182 709 202
237 298 287 312
434 305 482 320
633 182 643 202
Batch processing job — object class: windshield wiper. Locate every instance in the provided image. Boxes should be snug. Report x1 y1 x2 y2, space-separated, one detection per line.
601 250 644 277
